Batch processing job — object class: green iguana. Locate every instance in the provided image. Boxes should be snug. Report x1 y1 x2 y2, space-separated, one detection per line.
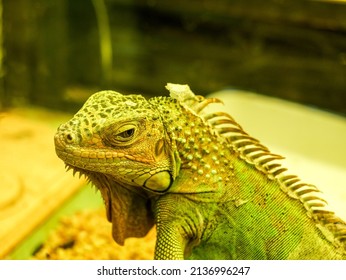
54 83 346 260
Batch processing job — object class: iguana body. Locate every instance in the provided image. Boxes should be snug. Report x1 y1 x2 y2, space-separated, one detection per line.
54 83 346 259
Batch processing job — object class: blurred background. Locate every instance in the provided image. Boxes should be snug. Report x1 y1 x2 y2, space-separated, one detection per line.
0 0 346 114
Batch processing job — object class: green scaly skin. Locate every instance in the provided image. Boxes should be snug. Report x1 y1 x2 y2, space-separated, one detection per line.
54 83 346 259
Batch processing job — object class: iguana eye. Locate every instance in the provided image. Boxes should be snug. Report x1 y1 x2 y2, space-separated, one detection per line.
102 122 141 147
118 128 134 138
114 124 136 142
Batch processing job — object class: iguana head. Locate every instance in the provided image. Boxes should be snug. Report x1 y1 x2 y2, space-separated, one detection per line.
55 90 176 192
54 90 177 244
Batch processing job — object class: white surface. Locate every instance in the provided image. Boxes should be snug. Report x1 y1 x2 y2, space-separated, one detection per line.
209 90 346 220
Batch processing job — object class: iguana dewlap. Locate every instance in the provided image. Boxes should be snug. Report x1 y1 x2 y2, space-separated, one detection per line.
54 83 346 259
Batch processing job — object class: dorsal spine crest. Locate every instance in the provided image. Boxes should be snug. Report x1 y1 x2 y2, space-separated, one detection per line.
165 83 346 249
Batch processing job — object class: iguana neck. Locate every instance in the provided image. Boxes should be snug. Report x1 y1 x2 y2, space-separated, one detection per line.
149 96 236 198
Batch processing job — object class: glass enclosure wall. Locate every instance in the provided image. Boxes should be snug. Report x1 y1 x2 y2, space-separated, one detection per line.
1 0 346 114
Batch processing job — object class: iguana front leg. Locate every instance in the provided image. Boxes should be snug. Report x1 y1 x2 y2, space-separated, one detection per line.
153 194 202 260
154 221 187 259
